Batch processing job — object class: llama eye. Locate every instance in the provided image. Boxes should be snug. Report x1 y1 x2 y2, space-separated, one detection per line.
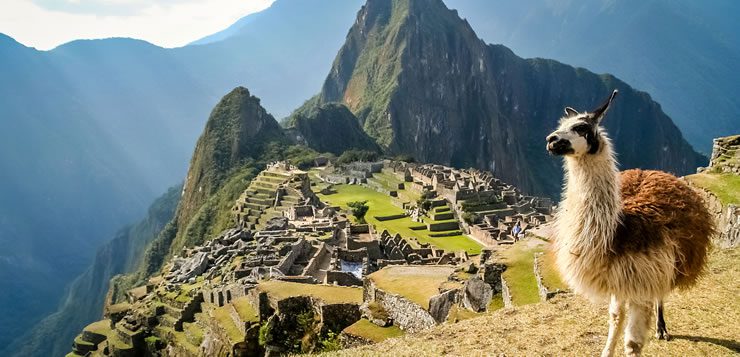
572 124 590 134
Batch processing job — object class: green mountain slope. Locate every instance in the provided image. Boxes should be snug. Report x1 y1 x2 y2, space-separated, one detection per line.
3 186 180 357
286 102 380 155
312 0 705 196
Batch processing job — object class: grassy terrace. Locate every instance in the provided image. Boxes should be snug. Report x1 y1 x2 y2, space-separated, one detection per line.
83 319 131 349
368 266 454 309
211 304 244 343
499 238 565 306
232 297 259 323
686 173 740 205
343 318 404 343
257 280 363 304
318 184 482 254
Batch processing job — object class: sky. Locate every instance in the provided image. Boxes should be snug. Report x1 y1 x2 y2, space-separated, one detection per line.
0 0 275 50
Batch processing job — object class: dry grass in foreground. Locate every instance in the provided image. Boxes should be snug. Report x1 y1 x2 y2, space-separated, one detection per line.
323 248 739 356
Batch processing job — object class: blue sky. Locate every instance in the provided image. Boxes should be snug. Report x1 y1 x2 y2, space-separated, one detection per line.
0 0 274 50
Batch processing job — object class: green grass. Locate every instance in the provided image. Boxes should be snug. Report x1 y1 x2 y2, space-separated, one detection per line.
498 238 566 305
257 280 363 304
232 297 259 323
343 319 404 343
83 319 132 350
488 294 505 311
368 266 454 309
183 322 205 346
538 250 568 291
212 305 244 343
371 171 404 192
74 335 94 347
686 173 740 205
84 320 113 336
318 184 482 254
499 242 542 306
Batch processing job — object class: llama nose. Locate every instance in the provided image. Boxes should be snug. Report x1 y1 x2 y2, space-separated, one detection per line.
547 134 559 143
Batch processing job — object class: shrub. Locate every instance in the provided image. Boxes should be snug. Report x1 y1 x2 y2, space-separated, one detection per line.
347 201 370 223
319 332 342 352
337 149 379 164
462 212 480 224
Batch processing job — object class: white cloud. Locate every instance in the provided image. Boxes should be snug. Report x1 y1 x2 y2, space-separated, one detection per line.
0 0 275 50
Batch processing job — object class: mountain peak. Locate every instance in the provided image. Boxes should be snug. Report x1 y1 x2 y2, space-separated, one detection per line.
179 87 285 226
313 0 704 195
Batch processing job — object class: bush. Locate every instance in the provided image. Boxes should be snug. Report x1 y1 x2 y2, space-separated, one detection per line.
462 212 480 224
347 200 370 223
258 322 272 346
319 332 342 352
337 149 379 164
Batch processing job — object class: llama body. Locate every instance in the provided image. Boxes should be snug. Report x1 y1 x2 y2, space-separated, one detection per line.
547 90 713 356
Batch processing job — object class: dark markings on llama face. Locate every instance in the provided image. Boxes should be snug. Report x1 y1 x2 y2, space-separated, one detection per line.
571 121 601 154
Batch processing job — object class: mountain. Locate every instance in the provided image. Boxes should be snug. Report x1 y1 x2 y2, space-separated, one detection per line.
286 102 381 155
2 186 180 357
0 0 363 347
10 87 302 356
0 36 211 349
443 0 740 153
307 0 705 196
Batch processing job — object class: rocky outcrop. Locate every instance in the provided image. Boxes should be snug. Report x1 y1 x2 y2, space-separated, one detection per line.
461 277 492 312
311 0 705 196
707 135 740 174
429 289 458 323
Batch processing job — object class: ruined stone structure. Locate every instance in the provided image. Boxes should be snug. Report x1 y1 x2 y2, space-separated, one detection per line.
69 159 556 356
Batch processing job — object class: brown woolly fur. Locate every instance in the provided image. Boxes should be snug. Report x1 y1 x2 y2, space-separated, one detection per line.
617 169 714 289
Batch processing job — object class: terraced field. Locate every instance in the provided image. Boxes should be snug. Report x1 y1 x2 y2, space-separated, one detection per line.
317 184 482 254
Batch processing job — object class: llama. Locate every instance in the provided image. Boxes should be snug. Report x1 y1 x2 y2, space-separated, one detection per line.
546 90 713 357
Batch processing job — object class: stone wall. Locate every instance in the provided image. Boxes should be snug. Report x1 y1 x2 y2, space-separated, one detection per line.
708 135 740 174
533 253 562 301
275 239 312 274
691 183 739 248
363 279 437 333
317 302 361 333
326 270 363 286
501 276 513 308
302 242 329 277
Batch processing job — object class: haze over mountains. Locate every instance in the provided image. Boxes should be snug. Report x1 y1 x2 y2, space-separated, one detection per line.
0 0 361 350
0 0 735 355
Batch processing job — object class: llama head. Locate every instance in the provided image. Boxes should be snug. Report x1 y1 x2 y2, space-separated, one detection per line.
546 90 618 157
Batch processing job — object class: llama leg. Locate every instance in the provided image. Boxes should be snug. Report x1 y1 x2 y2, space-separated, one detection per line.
655 300 671 340
600 295 624 357
624 300 652 357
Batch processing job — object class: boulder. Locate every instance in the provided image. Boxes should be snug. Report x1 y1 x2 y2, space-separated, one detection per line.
428 289 458 323
264 216 289 231
175 252 209 282
482 262 507 293
462 277 493 312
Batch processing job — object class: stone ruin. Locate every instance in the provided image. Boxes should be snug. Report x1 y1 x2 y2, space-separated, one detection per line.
384 161 554 246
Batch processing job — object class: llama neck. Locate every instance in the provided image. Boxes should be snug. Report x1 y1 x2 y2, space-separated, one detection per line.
559 140 621 254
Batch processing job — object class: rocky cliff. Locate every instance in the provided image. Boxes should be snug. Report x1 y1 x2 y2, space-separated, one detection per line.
312 0 705 196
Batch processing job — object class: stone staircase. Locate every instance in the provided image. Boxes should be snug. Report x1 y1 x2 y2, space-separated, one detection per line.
233 170 293 230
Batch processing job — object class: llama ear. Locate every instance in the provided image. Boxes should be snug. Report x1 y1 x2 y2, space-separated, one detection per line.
564 107 579 117
589 89 619 124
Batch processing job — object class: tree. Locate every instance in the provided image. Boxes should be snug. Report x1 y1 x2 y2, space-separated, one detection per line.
347 200 370 223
